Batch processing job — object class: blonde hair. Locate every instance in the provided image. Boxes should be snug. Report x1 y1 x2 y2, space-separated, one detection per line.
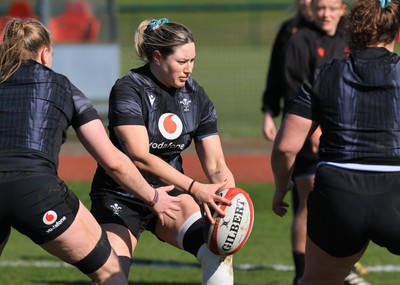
0 18 52 83
134 18 195 62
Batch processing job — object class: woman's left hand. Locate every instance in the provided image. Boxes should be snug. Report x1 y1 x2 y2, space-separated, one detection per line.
189 180 232 224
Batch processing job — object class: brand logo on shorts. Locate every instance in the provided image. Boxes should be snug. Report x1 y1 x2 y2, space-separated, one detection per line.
110 203 122 216
158 113 183 140
42 210 58 225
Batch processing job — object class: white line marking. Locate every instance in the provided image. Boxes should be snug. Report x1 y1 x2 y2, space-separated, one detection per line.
0 260 72 268
0 260 399 272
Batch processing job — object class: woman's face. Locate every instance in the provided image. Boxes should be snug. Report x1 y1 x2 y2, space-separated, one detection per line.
313 0 345 36
154 42 195 89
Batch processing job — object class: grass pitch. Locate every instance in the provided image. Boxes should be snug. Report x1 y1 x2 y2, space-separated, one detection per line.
0 182 399 284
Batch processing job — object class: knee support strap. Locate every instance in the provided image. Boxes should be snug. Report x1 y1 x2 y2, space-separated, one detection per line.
73 229 112 274
118 255 132 278
177 212 205 256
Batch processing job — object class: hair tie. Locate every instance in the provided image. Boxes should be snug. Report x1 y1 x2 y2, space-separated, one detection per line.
145 18 169 33
379 0 391 8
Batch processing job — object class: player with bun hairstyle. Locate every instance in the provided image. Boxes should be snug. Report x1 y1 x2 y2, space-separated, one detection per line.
272 0 400 284
0 18 181 285
90 18 236 284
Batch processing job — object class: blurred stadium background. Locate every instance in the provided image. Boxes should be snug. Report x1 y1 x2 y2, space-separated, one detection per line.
0 0 294 140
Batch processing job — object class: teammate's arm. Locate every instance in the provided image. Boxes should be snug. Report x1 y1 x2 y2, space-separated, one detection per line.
75 119 181 224
271 114 316 216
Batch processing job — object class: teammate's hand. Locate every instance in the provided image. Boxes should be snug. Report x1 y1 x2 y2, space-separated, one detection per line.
150 185 181 225
189 180 232 224
272 180 294 217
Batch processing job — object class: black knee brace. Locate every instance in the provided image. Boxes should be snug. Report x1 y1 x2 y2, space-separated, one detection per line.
118 256 132 278
73 230 112 274
182 218 205 256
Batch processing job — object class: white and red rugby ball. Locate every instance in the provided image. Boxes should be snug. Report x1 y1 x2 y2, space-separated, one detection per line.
205 187 254 256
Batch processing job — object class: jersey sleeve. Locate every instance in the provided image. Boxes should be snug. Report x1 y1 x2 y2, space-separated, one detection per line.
288 80 314 121
108 77 144 128
194 87 218 141
68 80 99 130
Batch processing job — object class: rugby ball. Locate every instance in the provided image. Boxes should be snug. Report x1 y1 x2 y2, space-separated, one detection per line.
205 187 254 256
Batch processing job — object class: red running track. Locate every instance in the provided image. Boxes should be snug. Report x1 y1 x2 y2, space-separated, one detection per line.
58 154 274 183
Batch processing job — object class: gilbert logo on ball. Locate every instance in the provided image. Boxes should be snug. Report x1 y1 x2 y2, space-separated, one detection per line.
205 187 254 255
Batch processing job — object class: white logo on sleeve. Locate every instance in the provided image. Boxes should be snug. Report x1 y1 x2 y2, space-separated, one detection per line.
158 113 183 140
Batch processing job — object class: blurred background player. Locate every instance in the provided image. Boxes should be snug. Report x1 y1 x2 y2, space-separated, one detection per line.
90 18 236 285
260 1 313 283
261 0 313 140
272 0 400 284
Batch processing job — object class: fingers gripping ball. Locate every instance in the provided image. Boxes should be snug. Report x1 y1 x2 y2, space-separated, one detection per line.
205 187 254 256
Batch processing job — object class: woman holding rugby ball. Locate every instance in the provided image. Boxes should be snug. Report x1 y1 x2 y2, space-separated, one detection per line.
90 18 236 285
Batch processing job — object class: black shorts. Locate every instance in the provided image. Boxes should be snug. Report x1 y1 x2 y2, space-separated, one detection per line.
90 189 184 240
292 139 318 178
292 155 317 179
307 165 400 257
0 173 79 245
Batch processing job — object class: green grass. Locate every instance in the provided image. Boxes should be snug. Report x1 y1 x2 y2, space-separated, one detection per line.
0 182 399 284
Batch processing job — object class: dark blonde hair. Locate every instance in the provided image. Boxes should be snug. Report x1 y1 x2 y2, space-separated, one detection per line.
0 18 52 83
346 0 400 52
134 19 195 62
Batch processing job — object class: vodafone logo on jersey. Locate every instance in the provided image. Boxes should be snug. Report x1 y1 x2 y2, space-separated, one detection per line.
42 210 58 225
158 113 183 140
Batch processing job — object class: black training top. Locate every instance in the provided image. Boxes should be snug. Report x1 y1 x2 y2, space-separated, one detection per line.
261 15 313 116
282 18 348 115
91 64 218 198
290 47 400 165
0 60 99 174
